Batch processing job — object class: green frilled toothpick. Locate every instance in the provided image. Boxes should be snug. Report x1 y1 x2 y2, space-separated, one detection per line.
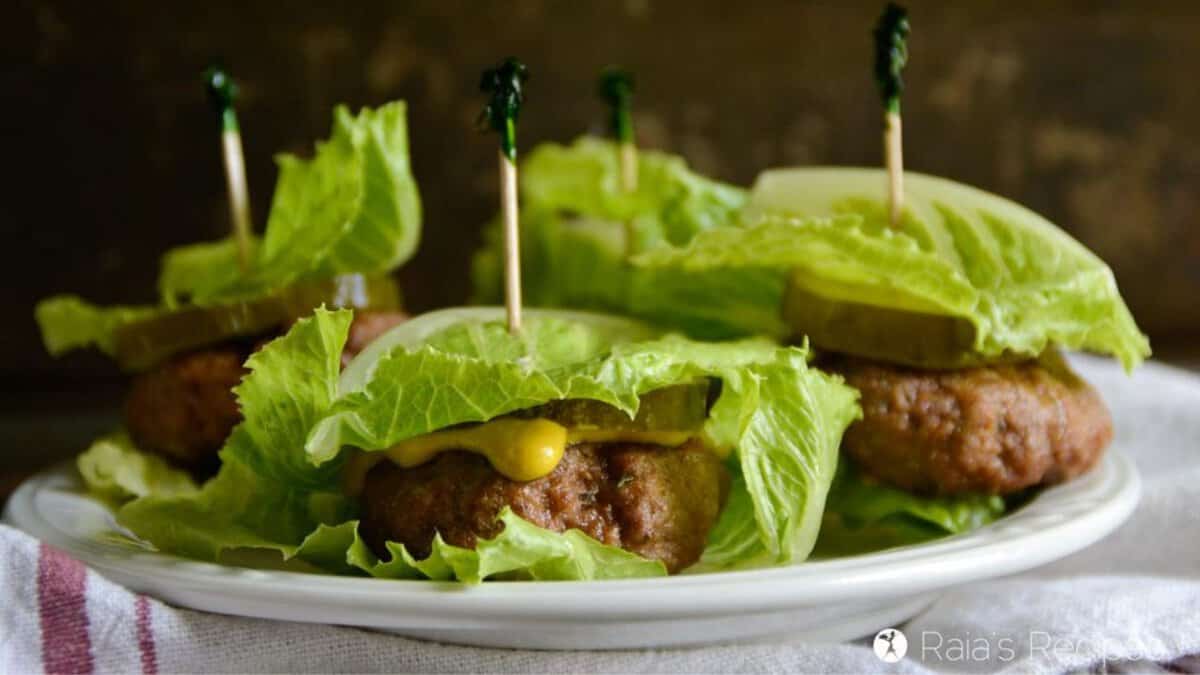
873 2 910 228
203 65 253 270
479 57 530 333
598 66 640 255
598 67 637 193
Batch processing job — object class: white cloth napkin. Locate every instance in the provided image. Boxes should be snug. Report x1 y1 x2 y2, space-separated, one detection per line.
3 356 1199 674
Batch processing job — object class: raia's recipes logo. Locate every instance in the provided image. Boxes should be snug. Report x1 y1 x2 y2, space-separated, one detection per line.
874 628 908 663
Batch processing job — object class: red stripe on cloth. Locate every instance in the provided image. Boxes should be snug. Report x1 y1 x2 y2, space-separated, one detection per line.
135 595 158 675
37 543 94 675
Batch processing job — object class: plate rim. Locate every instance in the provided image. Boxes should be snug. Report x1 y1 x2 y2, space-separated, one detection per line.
3 447 1140 623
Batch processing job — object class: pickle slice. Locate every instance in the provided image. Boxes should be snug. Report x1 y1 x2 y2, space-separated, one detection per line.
782 277 1020 369
114 274 402 371
511 381 712 433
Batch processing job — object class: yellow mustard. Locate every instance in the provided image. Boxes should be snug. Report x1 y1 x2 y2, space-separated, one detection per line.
342 418 700 495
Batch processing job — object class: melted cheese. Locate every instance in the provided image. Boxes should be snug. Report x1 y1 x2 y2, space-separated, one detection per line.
342 418 701 496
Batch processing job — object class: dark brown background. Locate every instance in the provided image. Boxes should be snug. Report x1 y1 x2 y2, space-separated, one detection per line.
3 1 1199 483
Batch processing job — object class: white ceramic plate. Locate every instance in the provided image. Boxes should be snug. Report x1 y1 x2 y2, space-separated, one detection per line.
3 354 1143 650
2 450 1136 650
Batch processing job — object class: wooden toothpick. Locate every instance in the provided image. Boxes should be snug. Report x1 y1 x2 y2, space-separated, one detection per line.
598 67 638 193
204 65 253 270
884 108 904 228
479 58 530 334
873 3 910 229
499 146 521 333
598 67 638 254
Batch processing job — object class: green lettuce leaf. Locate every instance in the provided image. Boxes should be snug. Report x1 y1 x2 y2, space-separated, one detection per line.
76 433 198 501
34 296 158 358
222 306 349 490
308 307 860 568
159 102 421 305
471 137 746 312
342 508 667 582
477 159 1147 368
636 168 1150 369
813 460 1006 557
113 309 674 581
693 356 862 570
118 308 358 560
473 205 786 340
519 137 746 250
117 307 858 581
36 102 421 360
156 238 253 309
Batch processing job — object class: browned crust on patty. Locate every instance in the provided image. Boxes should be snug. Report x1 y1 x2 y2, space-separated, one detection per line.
822 350 1112 496
124 348 246 472
124 311 408 472
359 439 729 574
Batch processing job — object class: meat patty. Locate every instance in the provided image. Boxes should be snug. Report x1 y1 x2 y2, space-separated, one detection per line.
124 310 408 472
341 310 408 367
359 439 729 574
124 347 247 472
822 350 1112 496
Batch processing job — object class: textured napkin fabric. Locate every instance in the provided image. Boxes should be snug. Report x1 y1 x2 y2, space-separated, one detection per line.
2 356 1199 674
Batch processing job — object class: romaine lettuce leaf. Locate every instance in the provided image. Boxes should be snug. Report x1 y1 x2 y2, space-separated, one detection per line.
115 308 672 579
308 307 860 569
341 508 667 582
36 102 421 360
477 159 1147 368
636 168 1150 369
694 353 862 570
117 307 859 581
471 137 746 310
159 102 421 305
34 296 158 358
118 309 358 561
156 238 252 309
520 137 746 250
473 205 787 340
76 432 198 501
813 460 1006 557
